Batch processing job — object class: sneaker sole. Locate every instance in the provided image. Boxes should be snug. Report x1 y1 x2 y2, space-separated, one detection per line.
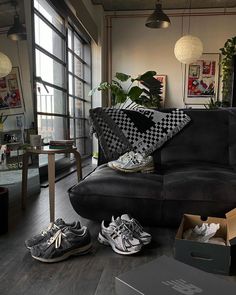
98 232 142 255
113 164 155 173
31 242 93 263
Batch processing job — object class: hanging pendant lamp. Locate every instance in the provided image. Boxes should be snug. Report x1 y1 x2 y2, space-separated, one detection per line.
145 0 171 29
7 2 27 41
0 52 12 78
174 35 203 64
174 0 203 64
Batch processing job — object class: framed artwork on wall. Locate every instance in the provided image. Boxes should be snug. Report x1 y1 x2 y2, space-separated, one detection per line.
0 67 25 115
184 53 220 105
154 74 167 107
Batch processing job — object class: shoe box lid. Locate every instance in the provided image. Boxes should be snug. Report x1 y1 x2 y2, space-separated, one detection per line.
115 255 236 295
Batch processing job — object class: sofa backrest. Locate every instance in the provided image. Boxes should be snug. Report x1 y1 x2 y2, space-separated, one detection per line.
97 108 236 168
156 108 236 167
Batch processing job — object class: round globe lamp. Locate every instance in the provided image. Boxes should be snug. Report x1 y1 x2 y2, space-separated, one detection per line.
0 52 12 78
174 35 203 64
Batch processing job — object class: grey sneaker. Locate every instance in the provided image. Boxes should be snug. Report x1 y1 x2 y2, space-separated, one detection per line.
30 226 92 263
120 214 151 245
98 217 142 255
25 218 81 250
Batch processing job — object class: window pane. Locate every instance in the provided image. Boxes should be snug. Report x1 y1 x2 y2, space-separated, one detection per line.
68 74 73 95
37 83 66 115
75 119 84 137
75 77 83 98
38 115 66 143
36 49 65 88
35 15 64 61
68 28 72 50
69 96 74 117
34 0 65 33
68 52 73 72
70 118 74 139
74 36 83 58
74 57 83 78
75 99 84 118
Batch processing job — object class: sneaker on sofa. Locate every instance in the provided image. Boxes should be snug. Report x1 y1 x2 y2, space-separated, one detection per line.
108 152 154 173
25 218 81 250
30 226 92 263
98 217 142 255
120 214 151 245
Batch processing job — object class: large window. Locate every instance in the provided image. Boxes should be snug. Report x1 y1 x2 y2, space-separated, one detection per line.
33 0 92 163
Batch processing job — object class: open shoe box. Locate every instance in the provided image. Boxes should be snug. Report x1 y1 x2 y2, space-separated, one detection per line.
175 209 236 275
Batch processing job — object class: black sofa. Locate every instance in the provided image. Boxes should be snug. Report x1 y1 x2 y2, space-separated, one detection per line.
69 109 236 226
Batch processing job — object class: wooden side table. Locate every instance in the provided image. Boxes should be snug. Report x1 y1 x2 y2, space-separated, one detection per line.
21 146 82 222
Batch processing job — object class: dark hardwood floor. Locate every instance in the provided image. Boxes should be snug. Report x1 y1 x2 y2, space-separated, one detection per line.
0 160 235 295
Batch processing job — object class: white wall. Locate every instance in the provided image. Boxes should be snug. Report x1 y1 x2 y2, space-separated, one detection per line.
111 9 236 108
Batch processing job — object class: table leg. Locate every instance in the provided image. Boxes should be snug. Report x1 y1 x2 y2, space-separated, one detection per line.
48 153 55 222
73 150 82 181
21 152 29 209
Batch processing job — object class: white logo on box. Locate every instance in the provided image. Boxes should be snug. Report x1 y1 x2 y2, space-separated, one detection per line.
162 279 203 295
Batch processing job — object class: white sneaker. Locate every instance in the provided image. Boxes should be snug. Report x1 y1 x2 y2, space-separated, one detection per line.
98 217 142 255
120 214 152 245
108 152 155 173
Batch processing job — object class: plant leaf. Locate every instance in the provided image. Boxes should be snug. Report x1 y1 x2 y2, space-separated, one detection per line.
128 86 143 100
115 72 131 82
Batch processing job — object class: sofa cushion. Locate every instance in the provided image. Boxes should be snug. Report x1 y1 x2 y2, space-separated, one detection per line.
69 165 164 224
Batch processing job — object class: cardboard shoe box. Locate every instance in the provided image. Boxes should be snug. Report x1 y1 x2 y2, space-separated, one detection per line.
175 209 236 275
115 255 236 295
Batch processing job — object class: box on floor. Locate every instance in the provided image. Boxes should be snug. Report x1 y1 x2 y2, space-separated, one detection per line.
115 255 236 295
175 208 236 275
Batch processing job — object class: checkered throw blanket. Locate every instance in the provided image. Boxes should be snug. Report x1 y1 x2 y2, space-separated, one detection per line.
90 108 191 161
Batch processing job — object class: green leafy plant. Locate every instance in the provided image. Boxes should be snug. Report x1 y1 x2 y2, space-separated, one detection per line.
89 71 163 108
220 36 236 103
204 97 230 110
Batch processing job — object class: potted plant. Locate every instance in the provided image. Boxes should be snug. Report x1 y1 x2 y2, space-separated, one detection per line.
89 71 163 108
220 36 236 104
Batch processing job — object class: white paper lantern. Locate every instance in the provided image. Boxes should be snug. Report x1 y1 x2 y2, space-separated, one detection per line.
0 52 12 78
174 35 203 64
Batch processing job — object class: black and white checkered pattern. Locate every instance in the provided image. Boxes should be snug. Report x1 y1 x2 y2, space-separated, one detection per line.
90 108 191 160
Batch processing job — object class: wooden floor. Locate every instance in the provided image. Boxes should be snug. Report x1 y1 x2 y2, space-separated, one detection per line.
0 161 236 295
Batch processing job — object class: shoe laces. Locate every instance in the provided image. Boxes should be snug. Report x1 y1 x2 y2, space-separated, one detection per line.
47 229 66 249
113 222 133 240
126 218 143 234
41 223 59 236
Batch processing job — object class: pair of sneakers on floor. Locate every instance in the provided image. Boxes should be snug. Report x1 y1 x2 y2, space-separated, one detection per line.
108 151 155 173
98 214 151 255
25 218 92 263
